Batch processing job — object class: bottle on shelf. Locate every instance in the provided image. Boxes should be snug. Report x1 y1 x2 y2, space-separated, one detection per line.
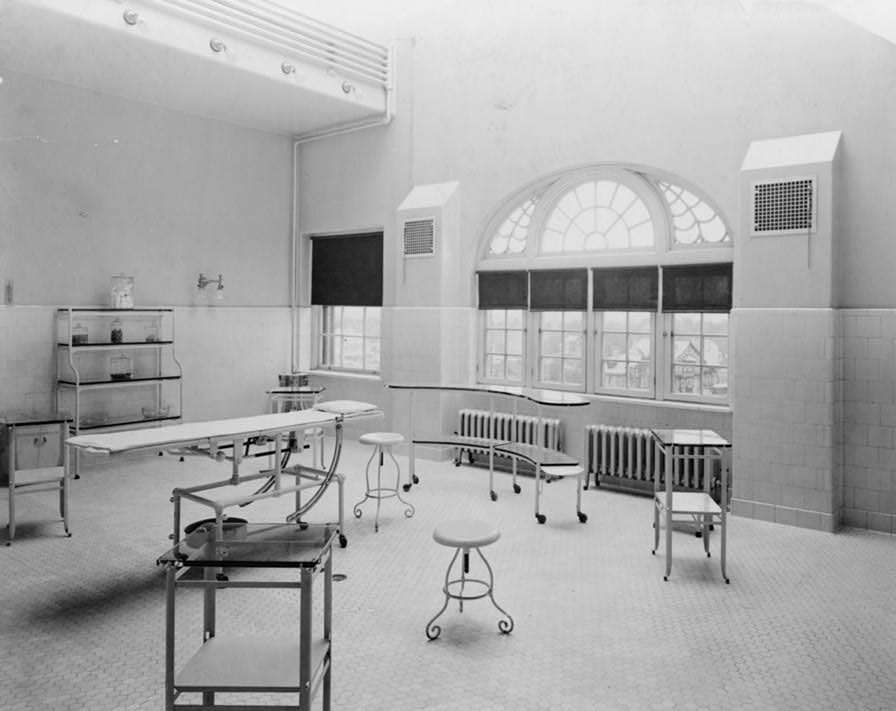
145 323 160 342
111 318 123 344
72 322 88 345
110 354 132 381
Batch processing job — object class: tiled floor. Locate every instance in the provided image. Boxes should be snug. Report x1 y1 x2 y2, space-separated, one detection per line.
2 438 895 710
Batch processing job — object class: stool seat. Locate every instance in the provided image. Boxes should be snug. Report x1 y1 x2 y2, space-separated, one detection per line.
433 519 500 549
360 431 405 447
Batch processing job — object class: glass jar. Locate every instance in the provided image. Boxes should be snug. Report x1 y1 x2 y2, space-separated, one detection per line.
110 318 123 344
72 323 88 345
144 323 160 342
110 354 132 381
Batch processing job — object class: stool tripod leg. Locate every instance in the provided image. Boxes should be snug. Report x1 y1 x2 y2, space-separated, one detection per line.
426 547 460 640
353 448 379 523
386 447 415 518
476 547 514 634
375 448 383 532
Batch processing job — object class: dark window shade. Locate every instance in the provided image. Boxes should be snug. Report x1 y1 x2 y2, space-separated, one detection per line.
662 263 732 312
311 232 383 306
530 269 588 310
592 267 658 311
478 271 528 309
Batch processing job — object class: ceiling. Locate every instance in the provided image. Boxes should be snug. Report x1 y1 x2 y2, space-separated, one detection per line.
0 0 391 138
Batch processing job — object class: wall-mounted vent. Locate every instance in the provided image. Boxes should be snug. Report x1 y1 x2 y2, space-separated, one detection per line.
750 176 817 235
403 218 435 257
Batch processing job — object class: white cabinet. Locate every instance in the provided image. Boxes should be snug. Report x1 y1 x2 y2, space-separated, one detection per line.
55 308 183 465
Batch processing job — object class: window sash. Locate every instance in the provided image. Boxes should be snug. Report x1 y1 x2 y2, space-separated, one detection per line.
594 311 655 396
535 311 585 390
664 312 729 402
317 305 381 373
480 309 526 383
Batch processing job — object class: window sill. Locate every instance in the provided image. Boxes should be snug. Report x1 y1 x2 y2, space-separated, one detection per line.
307 369 383 383
588 391 732 414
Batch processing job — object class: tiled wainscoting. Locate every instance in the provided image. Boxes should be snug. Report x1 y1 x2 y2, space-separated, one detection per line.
732 308 896 534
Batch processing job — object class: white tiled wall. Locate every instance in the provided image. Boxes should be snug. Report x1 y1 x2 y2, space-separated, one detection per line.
731 308 842 531
840 310 896 534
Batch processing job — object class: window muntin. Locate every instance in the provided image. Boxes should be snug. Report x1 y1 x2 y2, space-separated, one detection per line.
482 309 526 383
541 179 654 254
658 180 730 246
537 311 584 389
596 311 654 394
669 312 729 399
319 306 381 373
488 198 537 256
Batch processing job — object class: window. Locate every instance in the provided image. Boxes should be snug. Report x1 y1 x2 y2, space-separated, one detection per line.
537 311 584 388
311 231 383 374
477 166 733 403
668 312 729 399
596 311 654 394
482 309 525 382
319 306 381 372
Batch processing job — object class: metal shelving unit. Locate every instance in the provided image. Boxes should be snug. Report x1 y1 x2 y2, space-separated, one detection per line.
55 307 183 471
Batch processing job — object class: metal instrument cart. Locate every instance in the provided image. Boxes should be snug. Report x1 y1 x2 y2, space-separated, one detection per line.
157 522 337 711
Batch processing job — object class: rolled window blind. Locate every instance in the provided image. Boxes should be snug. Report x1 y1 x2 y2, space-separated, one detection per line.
477 271 528 309
530 269 587 310
662 263 732 312
592 267 658 310
311 232 383 306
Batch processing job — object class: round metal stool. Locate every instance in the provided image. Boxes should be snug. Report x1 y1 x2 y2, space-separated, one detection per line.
426 518 514 640
353 432 415 532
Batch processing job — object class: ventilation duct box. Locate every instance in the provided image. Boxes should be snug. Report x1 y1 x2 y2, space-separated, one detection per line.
737 131 841 308
396 181 460 308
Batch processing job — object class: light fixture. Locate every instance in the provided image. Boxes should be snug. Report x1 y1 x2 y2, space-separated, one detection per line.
209 38 226 53
281 61 296 75
122 9 139 26
197 273 224 292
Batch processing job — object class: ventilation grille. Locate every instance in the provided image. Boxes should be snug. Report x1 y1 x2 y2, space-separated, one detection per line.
751 177 816 235
403 218 435 257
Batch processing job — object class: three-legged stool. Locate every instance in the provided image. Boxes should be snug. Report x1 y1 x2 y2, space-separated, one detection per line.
426 519 514 640
353 432 414 532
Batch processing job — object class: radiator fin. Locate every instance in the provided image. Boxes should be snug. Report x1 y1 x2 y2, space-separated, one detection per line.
457 408 561 472
586 424 726 499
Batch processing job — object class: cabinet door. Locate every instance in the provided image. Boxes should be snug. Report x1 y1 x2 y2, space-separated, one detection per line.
0 425 63 484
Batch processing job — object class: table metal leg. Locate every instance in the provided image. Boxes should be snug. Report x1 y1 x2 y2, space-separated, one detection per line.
165 565 176 711
323 551 332 711
664 445 674 580
202 564 216 707
61 423 70 536
7 427 16 544
299 566 312 711
721 448 730 583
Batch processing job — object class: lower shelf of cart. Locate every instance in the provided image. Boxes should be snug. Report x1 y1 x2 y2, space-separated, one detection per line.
175 635 329 693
